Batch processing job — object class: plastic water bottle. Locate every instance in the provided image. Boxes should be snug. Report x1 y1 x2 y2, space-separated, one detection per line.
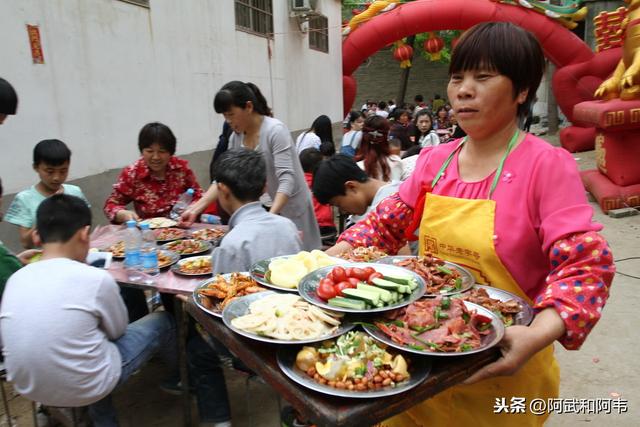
200 214 221 224
124 220 142 282
140 223 159 281
170 188 195 220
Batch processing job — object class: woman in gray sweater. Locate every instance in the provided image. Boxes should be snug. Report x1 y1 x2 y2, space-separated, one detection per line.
183 81 321 251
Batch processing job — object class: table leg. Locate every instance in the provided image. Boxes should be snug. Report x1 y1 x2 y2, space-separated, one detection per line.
174 298 192 426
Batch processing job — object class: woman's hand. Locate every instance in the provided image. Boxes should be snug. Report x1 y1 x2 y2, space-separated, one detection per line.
325 240 352 256
463 308 565 384
179 208 198 227
17 249 42 265
179 183 219 227
115 210 140 223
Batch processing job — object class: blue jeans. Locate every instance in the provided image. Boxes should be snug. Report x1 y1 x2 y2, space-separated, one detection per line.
87 312 177 427
340 145 356 157
188 332 232 423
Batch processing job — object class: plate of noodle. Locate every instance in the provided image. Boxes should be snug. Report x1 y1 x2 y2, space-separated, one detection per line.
222 291 354 344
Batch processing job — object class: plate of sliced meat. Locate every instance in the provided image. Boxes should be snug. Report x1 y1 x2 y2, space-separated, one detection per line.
363 297 505 356
456 285 533 326
376 255 474 296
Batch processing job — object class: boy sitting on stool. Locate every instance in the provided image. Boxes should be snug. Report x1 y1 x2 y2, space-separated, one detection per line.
0 194 176 426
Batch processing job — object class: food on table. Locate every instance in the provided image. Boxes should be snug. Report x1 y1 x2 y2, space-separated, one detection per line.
163 239 208 255
316 265 419 310
157 251 175 269
374 297 493 353
177 256 212 275
337 246 388 262
191 228 226 241
105 241 125 258
154 227 187 241
394 254 464 294
268 250 341 289
138 217 178 229
230 293 343 340
459 287 522 326
295 331 410 391
198 273 265 312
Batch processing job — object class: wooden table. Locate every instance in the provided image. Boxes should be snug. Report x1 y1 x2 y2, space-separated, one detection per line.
186 300 500 427
90 223 227 427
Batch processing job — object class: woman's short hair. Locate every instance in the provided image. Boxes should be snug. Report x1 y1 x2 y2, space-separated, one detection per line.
138 122 177 154
449 22 545 118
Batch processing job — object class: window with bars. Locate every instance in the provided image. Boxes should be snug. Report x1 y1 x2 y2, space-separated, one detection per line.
117 0 149 7
309 15 328 53
235 0 274 38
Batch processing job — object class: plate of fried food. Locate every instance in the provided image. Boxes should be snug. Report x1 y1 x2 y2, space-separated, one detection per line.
455 285 533 326
161 239 212 256
157 249 180 269
171 255 212 276
337 246 388 262
376 255 474 296
138 217 178 229
191 228 226 242
104 241 125 259
194 272 267 318
154 227 188 243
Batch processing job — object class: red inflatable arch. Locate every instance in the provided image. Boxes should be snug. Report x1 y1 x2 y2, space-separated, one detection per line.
342 0 597 118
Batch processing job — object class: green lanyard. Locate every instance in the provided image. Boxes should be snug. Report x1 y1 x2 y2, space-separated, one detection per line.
431 130 520 199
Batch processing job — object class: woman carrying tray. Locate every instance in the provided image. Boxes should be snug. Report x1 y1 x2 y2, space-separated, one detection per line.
327 22 614 426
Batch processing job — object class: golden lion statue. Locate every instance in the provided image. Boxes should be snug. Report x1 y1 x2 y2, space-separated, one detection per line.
595 0 640 100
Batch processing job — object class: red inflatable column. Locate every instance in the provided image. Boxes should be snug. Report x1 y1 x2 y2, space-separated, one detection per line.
573 99 640 212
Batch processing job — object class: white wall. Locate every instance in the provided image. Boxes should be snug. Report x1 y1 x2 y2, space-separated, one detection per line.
0 0 343 194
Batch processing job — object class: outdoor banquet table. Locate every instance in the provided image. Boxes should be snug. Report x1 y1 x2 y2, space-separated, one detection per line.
186 300 500 427
90 224 500 427
90 223 228 426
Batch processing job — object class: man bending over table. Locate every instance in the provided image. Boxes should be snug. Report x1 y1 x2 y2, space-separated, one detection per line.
0 194 177 426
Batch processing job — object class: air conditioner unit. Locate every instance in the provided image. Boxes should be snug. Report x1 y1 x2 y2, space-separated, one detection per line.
290 0 318 14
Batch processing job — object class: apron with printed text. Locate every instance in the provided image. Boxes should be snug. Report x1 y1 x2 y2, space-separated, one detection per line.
382 133 559 426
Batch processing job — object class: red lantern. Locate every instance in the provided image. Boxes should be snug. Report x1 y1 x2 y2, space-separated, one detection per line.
393 43 414 68
424 32 445 61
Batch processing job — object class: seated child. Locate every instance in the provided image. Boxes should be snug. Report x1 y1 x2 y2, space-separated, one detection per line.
299 148 337 242
188 150 303 427
312 154 400 228
4 139 89 248
0 177 40 301
0 194 176 426
210 149 303 273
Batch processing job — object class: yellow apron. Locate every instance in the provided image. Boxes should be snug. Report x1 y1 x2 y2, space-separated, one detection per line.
383 133 559 426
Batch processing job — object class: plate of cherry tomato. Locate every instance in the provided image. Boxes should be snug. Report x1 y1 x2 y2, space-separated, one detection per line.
298 263 426 313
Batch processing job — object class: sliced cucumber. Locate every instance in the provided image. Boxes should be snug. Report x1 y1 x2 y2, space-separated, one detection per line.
341 288 381 306
381 274 418 290
327 297 366 310
357 283 393 302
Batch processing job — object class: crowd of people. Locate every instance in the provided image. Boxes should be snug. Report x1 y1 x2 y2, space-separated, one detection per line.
0 22 615 427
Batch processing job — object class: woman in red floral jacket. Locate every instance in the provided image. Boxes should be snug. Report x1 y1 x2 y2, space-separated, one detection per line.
104 122 203 223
